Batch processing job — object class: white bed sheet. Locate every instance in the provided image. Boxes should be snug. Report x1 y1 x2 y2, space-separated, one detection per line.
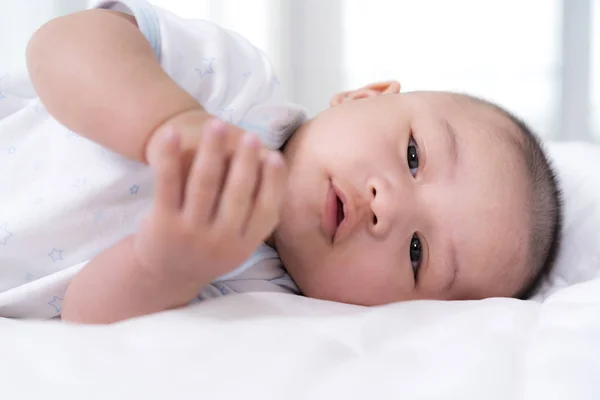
1 285 599 400
1 141 599 400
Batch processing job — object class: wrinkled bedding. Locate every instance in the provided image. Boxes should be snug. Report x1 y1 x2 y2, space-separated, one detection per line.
0 142 599 400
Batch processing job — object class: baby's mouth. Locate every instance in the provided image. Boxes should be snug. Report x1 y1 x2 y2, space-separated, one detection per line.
336 195 345 228
332 183 351 244
322 181 346 244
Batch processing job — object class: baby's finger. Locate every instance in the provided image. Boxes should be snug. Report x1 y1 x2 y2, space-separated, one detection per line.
244 151 287 241
152 128 183 211
184 119 228 223
215 132 262 234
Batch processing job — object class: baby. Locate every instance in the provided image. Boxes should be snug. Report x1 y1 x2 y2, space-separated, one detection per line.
0 0 562 323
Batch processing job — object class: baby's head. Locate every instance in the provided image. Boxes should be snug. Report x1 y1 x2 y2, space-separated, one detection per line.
273 81 562 305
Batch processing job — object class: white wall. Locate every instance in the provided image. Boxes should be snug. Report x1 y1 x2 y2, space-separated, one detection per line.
0 0 88 70
1 0 597 141
592 0 600 141
341 0 561 138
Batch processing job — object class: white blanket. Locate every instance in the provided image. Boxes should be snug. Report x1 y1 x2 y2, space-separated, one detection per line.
1 142 599 400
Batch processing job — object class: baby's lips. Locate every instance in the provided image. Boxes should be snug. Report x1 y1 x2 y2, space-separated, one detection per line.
321 181 339 244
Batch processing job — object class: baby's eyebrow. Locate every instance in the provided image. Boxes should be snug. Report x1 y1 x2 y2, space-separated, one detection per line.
443 119 459 176
444 241 459 293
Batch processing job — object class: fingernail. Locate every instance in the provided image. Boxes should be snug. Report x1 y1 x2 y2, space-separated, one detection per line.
266 151 284 167
209 118 226 134
242 132 260 147
164 128 180 149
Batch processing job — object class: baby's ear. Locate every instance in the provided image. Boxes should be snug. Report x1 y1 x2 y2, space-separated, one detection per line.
329 81 401 107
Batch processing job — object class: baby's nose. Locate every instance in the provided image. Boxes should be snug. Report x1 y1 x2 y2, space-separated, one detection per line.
366 178 397 239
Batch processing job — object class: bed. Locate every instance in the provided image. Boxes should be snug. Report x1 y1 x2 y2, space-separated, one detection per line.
1 141 599 400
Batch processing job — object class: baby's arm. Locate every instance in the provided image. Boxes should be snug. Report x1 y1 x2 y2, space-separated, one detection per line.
62 121 287 324
27 9 274 323
27 9 247 163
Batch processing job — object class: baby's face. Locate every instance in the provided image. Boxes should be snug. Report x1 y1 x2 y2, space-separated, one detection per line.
274 87 532 305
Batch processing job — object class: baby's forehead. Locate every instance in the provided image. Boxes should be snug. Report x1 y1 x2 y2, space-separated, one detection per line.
432 93 524 145
426 92 508 119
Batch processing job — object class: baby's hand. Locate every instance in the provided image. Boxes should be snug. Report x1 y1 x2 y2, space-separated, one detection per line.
135 119 287 286
145 108 253 171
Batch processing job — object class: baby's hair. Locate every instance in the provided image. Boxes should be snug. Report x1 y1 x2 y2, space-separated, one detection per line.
507 112 563 299
463 94 563 299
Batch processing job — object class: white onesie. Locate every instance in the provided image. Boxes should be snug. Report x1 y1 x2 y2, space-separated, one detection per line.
0 0 307 318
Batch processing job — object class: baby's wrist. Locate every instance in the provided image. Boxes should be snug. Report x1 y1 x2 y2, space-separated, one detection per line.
145 109 272 168
131 250 209 308
145 107 212 165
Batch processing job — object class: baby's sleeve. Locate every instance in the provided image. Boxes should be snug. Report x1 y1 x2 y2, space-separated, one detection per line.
93 0 307 149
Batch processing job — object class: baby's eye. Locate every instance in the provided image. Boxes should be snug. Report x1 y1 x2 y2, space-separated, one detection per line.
407 137 419 176
410 234 422 281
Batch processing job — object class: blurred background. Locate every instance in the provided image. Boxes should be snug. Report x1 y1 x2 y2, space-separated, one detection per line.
0 0 597 141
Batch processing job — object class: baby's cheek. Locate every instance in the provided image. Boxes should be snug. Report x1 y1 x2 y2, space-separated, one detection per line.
309 253 406 305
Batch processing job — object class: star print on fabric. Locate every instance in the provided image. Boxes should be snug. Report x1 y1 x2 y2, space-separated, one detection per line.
47 296 64 313
242 71 251 78
0 222 12 246
7 147 15 154
218 108 234 123
195 57 214 78
215 283 229 295
48 248 63 262
130 184 139 195
273 76 281 85
72 178 87 189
